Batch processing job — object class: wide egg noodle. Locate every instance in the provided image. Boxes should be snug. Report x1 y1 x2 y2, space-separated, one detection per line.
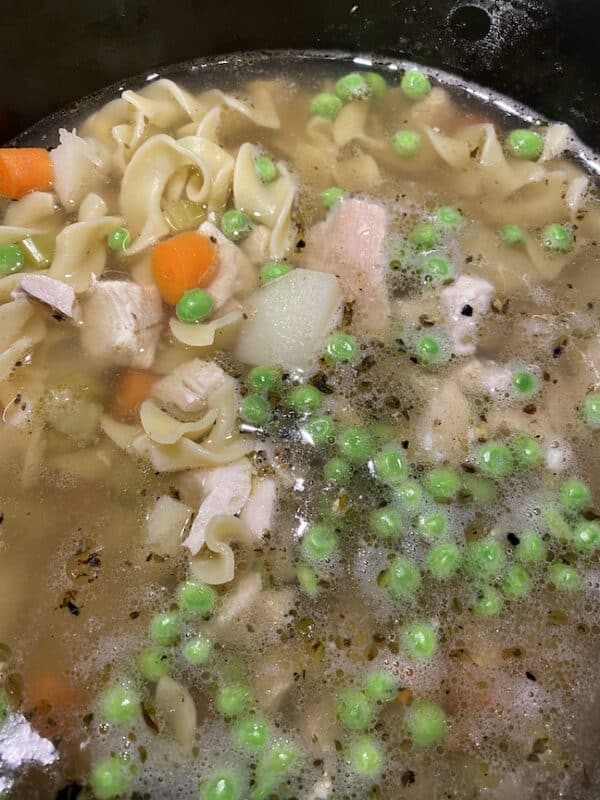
169 309 243 348
139 399 218 445
48 215 123 292
188 514 254 584
233 142 297 259
2 192 58 228
0 299 46 382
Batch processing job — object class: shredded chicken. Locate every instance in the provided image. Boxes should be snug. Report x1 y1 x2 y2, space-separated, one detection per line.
303 198 390 333
12 275 79 320
180 459 252 554
80 279 162 368
152 359 227 419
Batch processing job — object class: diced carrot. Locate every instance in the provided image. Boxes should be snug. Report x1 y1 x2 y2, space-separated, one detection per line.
151 231 217 305
113 369 157 420
0 148 53 199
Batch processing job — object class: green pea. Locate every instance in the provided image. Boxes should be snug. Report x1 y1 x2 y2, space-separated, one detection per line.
240 394 271 426
337 426 375 463
216 684 252 717
472 586 503 616
426 542 461 580
416 334 443 363
234 715 269 750
246 366 281 395
335 72 370 102
400 69 432 101
297 563 319 598
107 226 131 252
499 224 525 246
326 333 359 364
137 647 170 682
182 635 212 665
175 288 214 323
424 255 452 280
0 243 25 275
434 205 462 228
543 506 571 540
364 71 387 98
364 670 396 703
391 129 421 158
177 581 217 617
149 611 181 646
477 441 514 478
515 531 546 565
541 223 573 252
304 415 335 446
335 688 372 731
462 474 497 505
402 622 437 660
288 384 323 414
201 768 243 800
302 523 338 561
221 209 252 242
373 448 407 484
417 511 448 538
324 457 351 485
90 756 129 800
100 684 140 726
252 742 299 800
502 564 533 599
511 434 543 470
549 563 581 591
254 154 277 184
384 557 421 598
558 479 592 514
423 467 461 502
583 393 600 428
572 521 600 553
395 480 423 511
320 186 345 209
259 260 292 286
347 735 382 775
511 369 538 398
370 506 402 538
406 700 446 748
466 538 506 580
310 92 343 119
505 129 544 160
409 222 439 250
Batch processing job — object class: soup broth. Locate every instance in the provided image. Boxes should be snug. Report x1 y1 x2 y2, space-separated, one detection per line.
0 54 599 800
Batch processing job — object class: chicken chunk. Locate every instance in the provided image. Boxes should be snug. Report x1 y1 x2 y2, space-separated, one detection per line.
303 198 390 333
199 221 257 308
151 359 227 419
440 274 495 356
12 274 79 320
181 458 252 554
80 279 162 368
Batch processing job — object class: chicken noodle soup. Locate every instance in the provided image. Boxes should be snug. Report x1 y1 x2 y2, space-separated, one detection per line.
0 53 599 799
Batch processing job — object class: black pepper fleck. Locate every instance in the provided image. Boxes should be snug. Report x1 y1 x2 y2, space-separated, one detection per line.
526 671 537 681
461 304 473 317
507 532 520 546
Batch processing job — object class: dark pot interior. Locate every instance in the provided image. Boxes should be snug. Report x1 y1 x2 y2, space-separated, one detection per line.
2 0 599 148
